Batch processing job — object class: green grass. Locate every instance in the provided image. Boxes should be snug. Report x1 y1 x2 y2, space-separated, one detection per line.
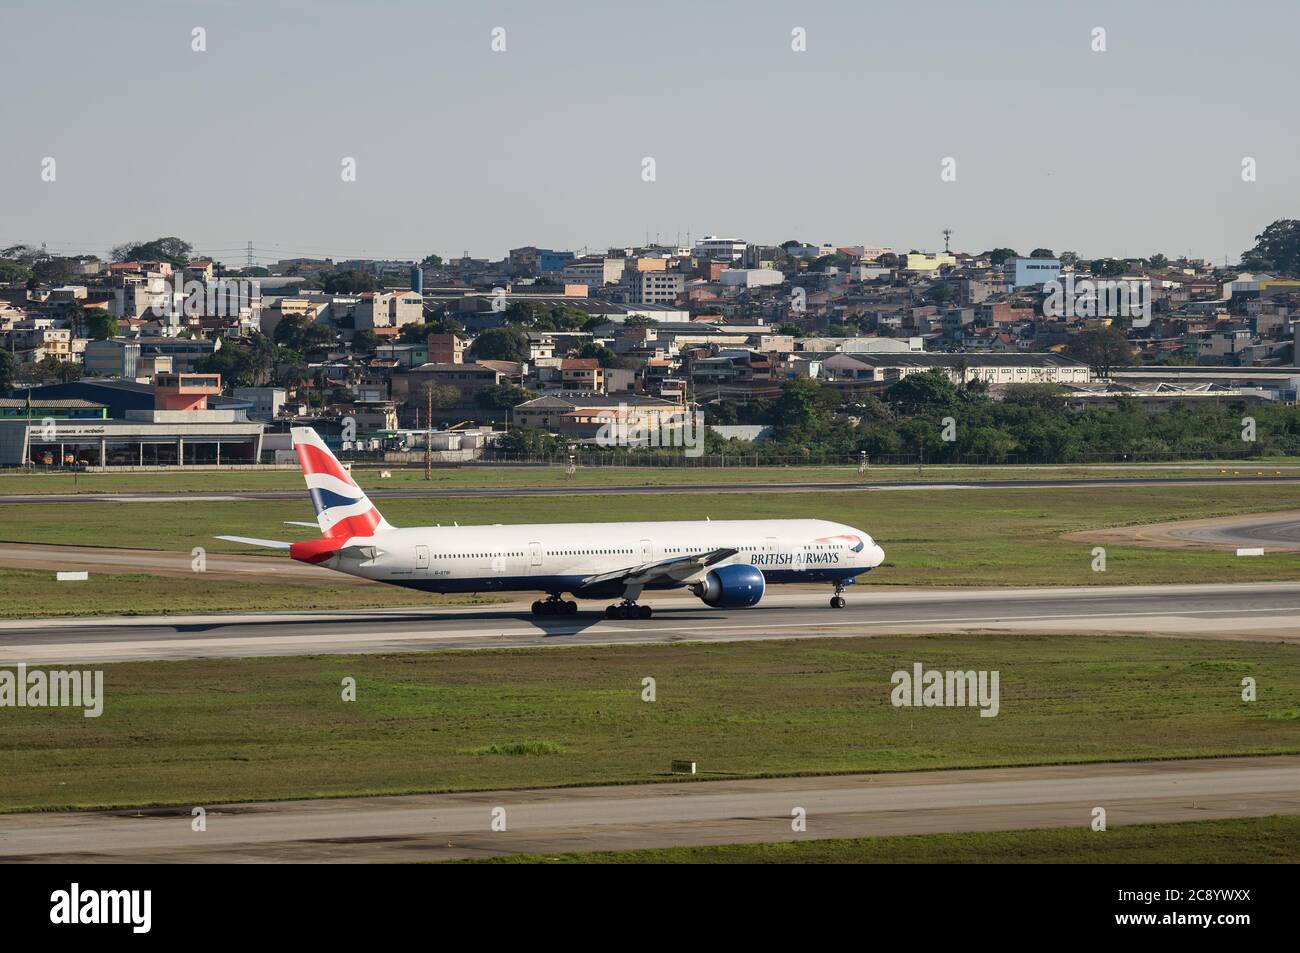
2 634 1297 812
1 484 1298 620
2 458 1298 495
471 741 569 756
0 569 496 618
458 814 1300 864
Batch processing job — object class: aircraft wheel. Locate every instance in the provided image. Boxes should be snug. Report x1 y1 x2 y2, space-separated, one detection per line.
564 600 577 615
531 601 543 616
638 604 652 620
605 605 618 619
831 596 846 609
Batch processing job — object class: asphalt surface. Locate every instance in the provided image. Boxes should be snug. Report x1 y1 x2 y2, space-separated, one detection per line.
1170 512 1300 549
3 582 1298 663
3 755 1296 862
2 473 1299 505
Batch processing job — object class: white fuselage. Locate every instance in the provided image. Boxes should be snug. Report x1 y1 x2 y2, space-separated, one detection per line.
317 517 884 597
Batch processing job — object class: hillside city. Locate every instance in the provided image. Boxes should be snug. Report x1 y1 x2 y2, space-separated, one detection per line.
3 220 1300 469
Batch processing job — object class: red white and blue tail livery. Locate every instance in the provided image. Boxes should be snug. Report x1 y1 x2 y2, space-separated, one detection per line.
216 427 885 618
293 427 393 539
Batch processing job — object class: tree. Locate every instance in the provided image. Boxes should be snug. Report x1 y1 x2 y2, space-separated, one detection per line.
1059 251 1078 267
0 349 14 391
1091 258 1129 278
322 269 378 294
494 427 559 456
1064 326 1133 377
273 314 336 354
1030 248 1055 259
876 252 899 267
34 356 83 383
886 369 960 414
110 237 193 266
467 326 528 362
622 315 657 330
1148 253 1169 270
0 260 33 284
928 283 956 304
31 258 78 285
575 342 624 368
1241 219 1300 276
475 382 533 410
85 311 119 341
772 378 837 433
352 329 381 352
985 248 1019 266
420 253 443 268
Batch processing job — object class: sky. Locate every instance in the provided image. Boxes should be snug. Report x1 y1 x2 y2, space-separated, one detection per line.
1 0 1296 267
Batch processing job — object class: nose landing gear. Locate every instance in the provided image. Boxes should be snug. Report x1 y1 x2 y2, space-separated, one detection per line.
829 580 848 609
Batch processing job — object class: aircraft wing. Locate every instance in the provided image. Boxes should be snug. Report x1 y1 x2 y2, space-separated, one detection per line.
581 547 738 589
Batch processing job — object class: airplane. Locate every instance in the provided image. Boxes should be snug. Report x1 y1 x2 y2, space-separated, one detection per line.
218 427 886 619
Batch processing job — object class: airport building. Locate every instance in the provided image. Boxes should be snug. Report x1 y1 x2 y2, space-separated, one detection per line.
0 375 264 467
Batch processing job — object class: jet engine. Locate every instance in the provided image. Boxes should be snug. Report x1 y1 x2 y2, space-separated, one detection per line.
694 563 765 608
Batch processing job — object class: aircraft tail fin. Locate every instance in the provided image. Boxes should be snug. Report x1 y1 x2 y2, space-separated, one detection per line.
291 427 394 539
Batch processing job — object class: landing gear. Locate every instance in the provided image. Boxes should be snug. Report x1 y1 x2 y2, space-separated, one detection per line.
605 601 652 620
829 580 848 609
531 596 577 617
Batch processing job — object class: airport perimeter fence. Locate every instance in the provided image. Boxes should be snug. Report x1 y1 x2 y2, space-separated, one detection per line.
441 446 1280 469
4 447 1285 473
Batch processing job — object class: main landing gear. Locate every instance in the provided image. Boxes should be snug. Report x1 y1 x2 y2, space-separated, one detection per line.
531 595 577 616
830 580 848 609
605 601 652 620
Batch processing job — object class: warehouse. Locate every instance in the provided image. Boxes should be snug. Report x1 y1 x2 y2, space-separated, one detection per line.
0 375 264 468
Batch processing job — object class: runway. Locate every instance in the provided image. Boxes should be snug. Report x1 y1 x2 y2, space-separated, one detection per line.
2 755 1296 862
2 581 1298 663
2 473 1298 506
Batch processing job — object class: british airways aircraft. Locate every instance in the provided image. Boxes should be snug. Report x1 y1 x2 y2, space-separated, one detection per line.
218 428 885 619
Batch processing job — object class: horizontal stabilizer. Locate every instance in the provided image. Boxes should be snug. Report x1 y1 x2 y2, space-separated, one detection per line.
283 521 320 528
215 535 292 549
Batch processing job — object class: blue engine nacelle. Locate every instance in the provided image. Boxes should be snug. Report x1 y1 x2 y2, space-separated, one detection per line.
695 563 766 608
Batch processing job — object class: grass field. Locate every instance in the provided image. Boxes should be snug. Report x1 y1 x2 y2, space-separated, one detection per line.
2 634 1297 813
1 459 1298 495
1 484 1298 618
460 814 1300 864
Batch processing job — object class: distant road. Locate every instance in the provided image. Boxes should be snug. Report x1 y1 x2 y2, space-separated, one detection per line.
3 582 1298 664
2 474 1299 505
3 755 1296 862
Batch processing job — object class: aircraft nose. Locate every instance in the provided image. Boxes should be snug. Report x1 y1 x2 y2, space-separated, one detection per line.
869 544 885 567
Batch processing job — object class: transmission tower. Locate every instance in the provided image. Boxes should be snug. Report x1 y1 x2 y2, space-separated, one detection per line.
942 229 953 253
246 241 254 268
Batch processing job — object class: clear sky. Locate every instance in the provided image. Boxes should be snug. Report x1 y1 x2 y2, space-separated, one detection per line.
1 0 1295 267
